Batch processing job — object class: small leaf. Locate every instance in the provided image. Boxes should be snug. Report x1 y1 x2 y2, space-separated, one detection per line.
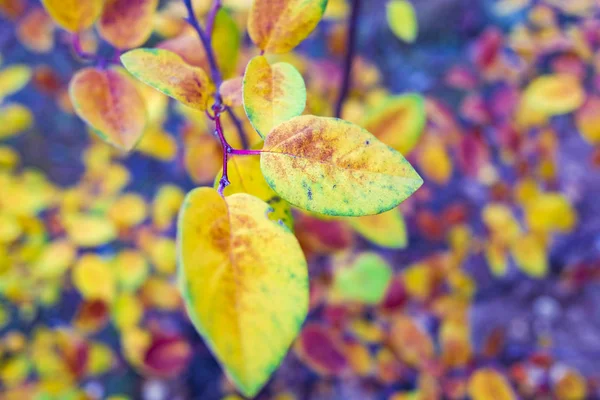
260 115 423 216
468 368 516 400
511 233 548 278
40 0 104 32
333 252 393 304
0 103 33 140
389 315 435 368
243 55 306 138
69 67 147 151
0 65 31 100
63 213 117 248
121 48 213 111
219 77 243 107
522 74 585 116
248 0 328 54
348 207 407 249
98 0 159 49
575 95 600 144
178 187 308 397
361 93 425 154
215 155 294 230
386 0 418 43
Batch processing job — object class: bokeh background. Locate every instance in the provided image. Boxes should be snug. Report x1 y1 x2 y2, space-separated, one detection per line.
1 0 599 399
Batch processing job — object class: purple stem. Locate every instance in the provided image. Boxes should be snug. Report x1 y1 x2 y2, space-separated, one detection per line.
230 149 262 156
206 0 223 36
334 0 362 118
215 114 231 195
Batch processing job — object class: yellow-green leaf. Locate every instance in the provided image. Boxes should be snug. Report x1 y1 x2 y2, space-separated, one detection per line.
177 187 308 397
98 0 159 49
361 94 425 154
0 65 31 100
522 74 585 116
348 207 407 248
333 252 393 304
0 103 33 140
386 0 418 43
260 115 423 216
121 48 213 111
243 55 306 138
69 67 147 151
41 0 104 32
248 0 328 54
215 155 294 230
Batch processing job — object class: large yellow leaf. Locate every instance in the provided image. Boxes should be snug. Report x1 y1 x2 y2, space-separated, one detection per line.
261 115 423 216
348 207 407 248
69 67 147 151
386 0 418 43
248 0 328 54
98 0 159 49
177 187 308 397
41 0 103 32
121 48 213 111
215 155 294 230
361 94 425 154
243 55 306 138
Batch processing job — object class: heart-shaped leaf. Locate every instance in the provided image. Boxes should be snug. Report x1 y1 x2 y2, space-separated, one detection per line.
243 55 306 138
69 67 147 151
177 187 308 397
98 0 159 49
121 48 213 111
260 115 423 216
248 0 328 54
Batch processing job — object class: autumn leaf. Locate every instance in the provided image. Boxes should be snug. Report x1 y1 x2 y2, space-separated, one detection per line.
69 67 147 151
98 0 159 49
522 74 585 116
177 187 308 397
0 65 31 100
361 93 425 154
332 252 393 304
121 48 213 111
243 55 306 138
348 207 407 249
41 0 104 32
215 155 294 230
219 77 243 107
248 0 328 54
261 115 423 216
468 368 516 400
0 103 33 140
386 0 418 43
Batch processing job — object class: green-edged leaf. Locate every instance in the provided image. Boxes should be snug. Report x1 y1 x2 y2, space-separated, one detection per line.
121 48 213 111
260 115 423 216
69 67 147 151
248 0 328 54
243 55 306 138
177 187 308 397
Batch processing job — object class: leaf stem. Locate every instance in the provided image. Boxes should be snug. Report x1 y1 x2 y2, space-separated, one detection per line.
334 0 362 118
183 0 253 196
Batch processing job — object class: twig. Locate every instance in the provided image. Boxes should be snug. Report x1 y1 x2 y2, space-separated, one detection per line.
334 0 362 118
226 106 250 150
206 0 223 36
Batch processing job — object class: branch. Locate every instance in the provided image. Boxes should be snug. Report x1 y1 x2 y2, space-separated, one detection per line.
334 0 362 118
206 0 223 36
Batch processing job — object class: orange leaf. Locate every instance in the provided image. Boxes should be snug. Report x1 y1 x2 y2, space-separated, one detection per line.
98 0 159 49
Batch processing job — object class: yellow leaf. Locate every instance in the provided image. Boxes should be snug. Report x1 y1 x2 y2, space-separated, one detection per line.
576 96 600 144
553 367 588 400
389 315 434 368
0 65 31 99
136 127 178 161
403 262 432 300
33 240 76 279
41 0 103 32
386 0 418 43
178 187 308 397
86 342 114 376
216 155 294 229
523 74 585 116
121 48 213 111
525 193 576 234
147 237 177 275
511 233 548 278
468 368 516 400
417 138 452 184
112 292 143 330
108 193 148 228
0 103 33 140
260 115 423 216
0 355 30 388
361 94 426 154
63 213 117 248
114 250 149 291
69 67 148 151
98 0 159 49
485 242 508 277
72 255 115 302
348 207 407 249
243 55 306 138
248 0 328 54
152 185 185 231
0 146 19 169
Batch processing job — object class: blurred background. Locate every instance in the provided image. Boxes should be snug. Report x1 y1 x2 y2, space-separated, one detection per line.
0 0 599 398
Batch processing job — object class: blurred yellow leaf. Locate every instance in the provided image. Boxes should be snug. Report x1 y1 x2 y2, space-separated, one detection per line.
387 0 418 43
